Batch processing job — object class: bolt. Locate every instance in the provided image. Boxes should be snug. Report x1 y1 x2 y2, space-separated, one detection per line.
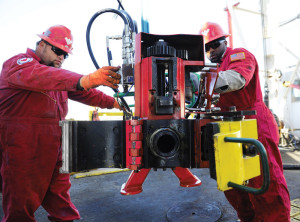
229 106 237 112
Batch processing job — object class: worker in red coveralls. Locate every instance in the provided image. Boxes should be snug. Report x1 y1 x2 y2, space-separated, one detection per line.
0 25 123 222
199 22 290 222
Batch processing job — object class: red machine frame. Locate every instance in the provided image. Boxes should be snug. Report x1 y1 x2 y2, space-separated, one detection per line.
121 33 218 195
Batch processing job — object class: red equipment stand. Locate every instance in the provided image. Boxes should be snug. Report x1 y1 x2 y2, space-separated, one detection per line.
172 167 202 187
121 169 151 195
120 168 201 195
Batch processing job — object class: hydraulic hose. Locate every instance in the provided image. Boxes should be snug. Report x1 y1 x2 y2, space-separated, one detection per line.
116 0 138 33
86 8 133 112
87 8 130 69
119 10 138 33
117 0 125 10
283 164 300 170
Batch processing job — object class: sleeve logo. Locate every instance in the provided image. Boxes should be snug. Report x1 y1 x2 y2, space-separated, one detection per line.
230 52 245 61
17 58 33 65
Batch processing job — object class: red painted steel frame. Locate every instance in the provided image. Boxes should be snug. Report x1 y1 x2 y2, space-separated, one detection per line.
135 57 191 120
122 33 209 195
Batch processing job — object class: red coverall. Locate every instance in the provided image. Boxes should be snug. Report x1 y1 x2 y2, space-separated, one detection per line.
217 47 290 221
0 49 115 222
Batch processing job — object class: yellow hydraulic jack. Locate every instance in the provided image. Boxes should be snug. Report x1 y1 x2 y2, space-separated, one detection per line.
209 119 270 194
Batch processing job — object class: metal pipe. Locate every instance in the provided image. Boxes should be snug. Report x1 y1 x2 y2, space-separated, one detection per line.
260 0 270 108
224 6 234 48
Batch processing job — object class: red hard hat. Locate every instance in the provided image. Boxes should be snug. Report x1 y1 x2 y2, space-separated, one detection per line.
37 25 73 54
199 22 230 44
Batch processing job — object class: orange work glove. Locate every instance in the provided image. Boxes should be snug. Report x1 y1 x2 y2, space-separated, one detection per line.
80 66 121 90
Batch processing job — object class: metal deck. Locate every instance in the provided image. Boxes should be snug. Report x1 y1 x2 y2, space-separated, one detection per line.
0 150 299 222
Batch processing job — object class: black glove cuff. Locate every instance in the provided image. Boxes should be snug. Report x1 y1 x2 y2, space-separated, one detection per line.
76 78 84 91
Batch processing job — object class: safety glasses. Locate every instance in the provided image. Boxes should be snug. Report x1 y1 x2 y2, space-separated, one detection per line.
205 40 225 52
43 41 69 59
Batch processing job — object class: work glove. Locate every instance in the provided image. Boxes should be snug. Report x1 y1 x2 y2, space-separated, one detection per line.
80 66 121 90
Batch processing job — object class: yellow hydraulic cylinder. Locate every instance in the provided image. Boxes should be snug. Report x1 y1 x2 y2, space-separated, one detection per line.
213 119 261 192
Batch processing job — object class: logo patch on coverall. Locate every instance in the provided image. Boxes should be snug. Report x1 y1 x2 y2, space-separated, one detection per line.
17 58 33 65
230 52 245 61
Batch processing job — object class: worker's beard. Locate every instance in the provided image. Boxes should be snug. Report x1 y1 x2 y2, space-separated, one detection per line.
210 55 222 63
48 62 55 67
209 47 226 64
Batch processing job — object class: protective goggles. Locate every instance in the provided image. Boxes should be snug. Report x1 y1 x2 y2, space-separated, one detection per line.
205 39 225 52
43 41 69 59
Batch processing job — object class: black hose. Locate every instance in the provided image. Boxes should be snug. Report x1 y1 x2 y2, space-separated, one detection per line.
86 8 129 69
119 10 138 33
117 0 125 10
283 164 300 170
114 2 137 33
86 8 131 111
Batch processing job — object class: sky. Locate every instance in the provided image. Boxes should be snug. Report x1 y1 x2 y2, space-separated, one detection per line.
0 0 300 122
